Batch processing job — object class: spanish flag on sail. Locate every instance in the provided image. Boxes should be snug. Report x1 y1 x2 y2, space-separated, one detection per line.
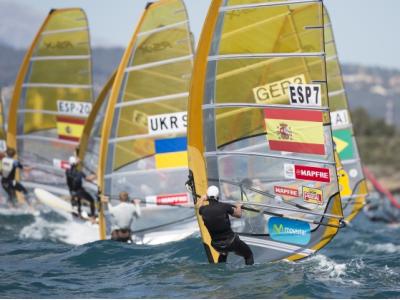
154 137 187 169
56 116 85 142
264 108 325 155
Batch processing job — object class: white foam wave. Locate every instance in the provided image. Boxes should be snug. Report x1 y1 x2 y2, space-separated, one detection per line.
356 241 400 254
309 254 347 278
20 215 99 245
303 254 361 286
0 206 39 216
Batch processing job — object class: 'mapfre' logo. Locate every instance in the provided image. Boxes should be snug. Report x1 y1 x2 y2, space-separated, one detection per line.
268 217 311 246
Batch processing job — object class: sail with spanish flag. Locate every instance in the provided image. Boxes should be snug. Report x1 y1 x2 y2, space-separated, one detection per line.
7 8 94 195
324 9 368 223
97 0 197 244
187 0 344 263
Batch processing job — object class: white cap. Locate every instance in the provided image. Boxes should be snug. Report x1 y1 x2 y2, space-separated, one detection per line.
69 156 77 165
207 185 219 198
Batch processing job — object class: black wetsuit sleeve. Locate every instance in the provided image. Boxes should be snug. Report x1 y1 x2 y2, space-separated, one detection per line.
223 203 235 216
16 161 23 169
199 206 204 215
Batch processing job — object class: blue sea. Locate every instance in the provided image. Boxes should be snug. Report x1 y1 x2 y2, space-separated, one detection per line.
0 206 399 298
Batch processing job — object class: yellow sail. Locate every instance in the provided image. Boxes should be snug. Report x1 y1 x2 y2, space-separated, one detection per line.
188 0 343 263
324 9 368 223
7 8 94 195
98 0 196 242
0 90 6 152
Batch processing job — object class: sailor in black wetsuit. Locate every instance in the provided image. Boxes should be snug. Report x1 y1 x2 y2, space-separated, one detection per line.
1 148 30 205
66 156 96 218
198 185 254 265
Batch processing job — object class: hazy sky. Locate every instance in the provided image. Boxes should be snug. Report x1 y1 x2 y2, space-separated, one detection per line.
1 0 399 69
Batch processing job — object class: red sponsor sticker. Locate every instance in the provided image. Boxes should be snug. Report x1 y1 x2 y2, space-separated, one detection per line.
60 161 70 170
302 186 323 205
274 186 299 198
156 193 189 205
294 165 330 183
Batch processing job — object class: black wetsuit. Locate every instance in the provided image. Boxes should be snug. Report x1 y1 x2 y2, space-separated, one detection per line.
1 158 28 204
66 165 95 216
199 200 254 265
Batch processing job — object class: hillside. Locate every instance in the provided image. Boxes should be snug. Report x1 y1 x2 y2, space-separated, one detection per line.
1 43 399 126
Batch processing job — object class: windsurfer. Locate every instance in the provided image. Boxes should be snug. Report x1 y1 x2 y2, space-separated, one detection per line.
101 192 141 243
66 156 96 219
0 147 31 205
198 185 254 265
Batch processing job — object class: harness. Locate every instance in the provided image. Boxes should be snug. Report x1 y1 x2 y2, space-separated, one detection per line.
1 157 15 179
211 233 237 254
66 166 83 191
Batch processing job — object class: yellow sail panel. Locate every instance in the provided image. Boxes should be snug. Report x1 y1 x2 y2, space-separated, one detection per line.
140 0 187 32
98 0 195 241
218 3 322 54
188 0 343 264
8 8 93 192
324 9 368 222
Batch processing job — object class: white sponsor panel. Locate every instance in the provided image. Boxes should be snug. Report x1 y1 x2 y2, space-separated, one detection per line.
289 83 322 106
331 109 350 128
57 100 92 117
284 163 295 179
253 74 306 103
0 140 6 152
148 111 187 135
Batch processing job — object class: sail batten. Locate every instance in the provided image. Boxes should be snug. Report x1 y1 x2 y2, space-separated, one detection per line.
138 20 189 36
115 92 189 108
209 52 325 60
22 83 92 89
41 26 88 35
125 54 193 72
221 0 322 11
30 55 91 61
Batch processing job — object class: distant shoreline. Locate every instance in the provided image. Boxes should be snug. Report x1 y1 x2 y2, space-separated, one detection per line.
366 165 400 194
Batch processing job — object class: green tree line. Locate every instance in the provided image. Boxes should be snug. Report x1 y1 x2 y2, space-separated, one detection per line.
351 108 400 169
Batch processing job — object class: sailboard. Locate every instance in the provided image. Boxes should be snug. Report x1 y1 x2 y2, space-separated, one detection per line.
97 0 197 244
324 9 368 223
187 0 344 263
7 8 94 196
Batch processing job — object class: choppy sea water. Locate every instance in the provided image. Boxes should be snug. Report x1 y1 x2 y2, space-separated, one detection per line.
0 205 399 298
